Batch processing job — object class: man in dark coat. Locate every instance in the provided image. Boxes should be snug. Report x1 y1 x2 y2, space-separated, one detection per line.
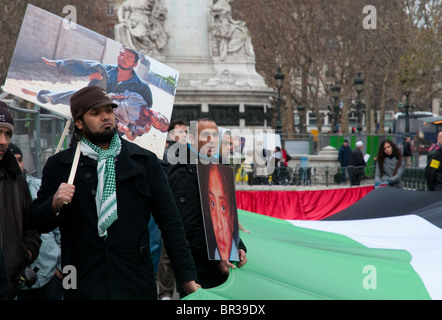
338 139 352 183
0 101 41 299
425 132 442 191
168 118 247 296
349 140 366 186
30 86 197 299
0 247 8 299
403 135 412 167
157 118 188 300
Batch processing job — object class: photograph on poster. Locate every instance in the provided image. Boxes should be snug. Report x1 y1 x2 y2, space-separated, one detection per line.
197 163 240 261
3 4 179 159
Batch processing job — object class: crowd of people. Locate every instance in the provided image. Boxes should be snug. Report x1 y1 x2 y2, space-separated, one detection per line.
338 138 406 188
2 86 442 300
339 139 405 187
338 134 442 191
0 86 247 300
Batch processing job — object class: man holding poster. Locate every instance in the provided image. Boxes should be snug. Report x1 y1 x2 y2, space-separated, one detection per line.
30 86 198 299
168 118 247 295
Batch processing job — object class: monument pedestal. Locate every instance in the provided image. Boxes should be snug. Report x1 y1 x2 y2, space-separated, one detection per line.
116 0 274 129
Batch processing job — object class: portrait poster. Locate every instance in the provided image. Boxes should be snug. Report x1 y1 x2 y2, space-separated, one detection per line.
197 163 240 261
3 4 179 159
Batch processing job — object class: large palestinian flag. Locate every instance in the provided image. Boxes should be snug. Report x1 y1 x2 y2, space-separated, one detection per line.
184 188 442 300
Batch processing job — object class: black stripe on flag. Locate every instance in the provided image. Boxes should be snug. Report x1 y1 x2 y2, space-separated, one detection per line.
324 187 442 228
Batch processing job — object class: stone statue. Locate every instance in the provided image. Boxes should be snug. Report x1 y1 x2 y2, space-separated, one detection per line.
208 0 255 61
115 0 169 56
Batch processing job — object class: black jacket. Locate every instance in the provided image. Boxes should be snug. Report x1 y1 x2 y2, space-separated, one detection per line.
168 146 246 290
349 148 366 168
0 149 41 298
425 144 442 191
30 138 196 299
0 245 9 299
403 141 412 157
338 146 352 166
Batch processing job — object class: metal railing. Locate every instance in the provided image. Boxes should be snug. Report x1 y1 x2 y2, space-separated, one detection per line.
402 168 428 191
242 165 428 191
3 97 69 178
242 165 373 187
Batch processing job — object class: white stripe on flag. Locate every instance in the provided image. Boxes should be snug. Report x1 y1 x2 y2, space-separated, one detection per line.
289 214 442 300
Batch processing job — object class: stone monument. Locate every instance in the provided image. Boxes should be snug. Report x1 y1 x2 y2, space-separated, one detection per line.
115 0 274 129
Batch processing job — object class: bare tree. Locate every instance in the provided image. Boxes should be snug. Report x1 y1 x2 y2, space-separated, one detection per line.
232 0 441 135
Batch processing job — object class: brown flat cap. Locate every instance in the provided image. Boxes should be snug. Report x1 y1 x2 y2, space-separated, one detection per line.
70 86 118 120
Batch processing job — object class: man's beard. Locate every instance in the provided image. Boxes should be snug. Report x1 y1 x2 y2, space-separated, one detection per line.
117 63 135 71
82 122 118 146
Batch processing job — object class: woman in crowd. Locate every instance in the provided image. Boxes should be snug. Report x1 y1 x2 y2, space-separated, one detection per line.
374 139 405 188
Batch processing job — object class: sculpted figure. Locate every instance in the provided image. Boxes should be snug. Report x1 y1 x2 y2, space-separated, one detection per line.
208 0 255 61
115 0 169 56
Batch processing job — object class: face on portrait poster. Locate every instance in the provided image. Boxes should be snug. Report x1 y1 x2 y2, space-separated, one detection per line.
197 163 240 262
3 4 179 159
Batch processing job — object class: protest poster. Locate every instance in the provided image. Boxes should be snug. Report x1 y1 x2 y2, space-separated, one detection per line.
197 163 240 261
3 4 179 159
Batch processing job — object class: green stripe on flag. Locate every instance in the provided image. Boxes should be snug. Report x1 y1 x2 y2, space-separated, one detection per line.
184 210 431 300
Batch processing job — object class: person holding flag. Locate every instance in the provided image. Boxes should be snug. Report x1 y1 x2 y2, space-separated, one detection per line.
168 118 247 297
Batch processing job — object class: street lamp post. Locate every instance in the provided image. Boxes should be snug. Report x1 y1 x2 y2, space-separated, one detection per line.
297 105 305 134
331 85 341 133
403 90 411 137
354 72 365 133
399 79 413 138
274 67 285 135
